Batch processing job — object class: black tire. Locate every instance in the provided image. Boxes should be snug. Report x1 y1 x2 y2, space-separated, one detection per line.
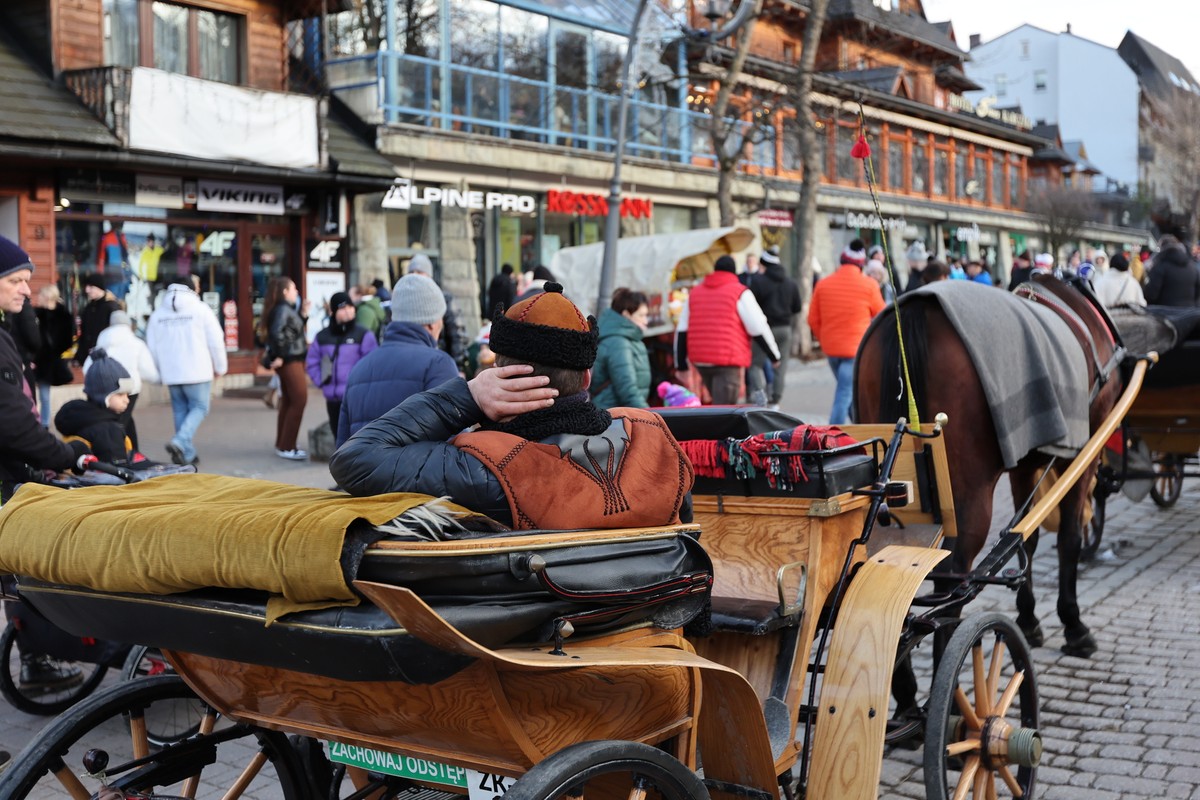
924 613 1040 800
120 644 174 682
0 618 107 716
1150 455 1184 508
0 674 307 800
503 740 710 800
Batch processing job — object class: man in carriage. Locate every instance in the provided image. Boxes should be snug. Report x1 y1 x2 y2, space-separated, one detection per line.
330 282 694 530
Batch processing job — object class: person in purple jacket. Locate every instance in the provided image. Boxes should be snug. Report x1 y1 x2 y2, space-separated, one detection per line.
305 292 378 443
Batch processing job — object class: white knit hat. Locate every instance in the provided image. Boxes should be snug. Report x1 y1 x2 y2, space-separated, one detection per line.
391 273 446 325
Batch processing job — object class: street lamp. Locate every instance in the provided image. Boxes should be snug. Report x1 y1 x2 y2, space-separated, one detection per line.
597 0 762 312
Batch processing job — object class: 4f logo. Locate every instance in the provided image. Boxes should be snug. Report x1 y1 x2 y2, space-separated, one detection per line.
198 231 235 256
310 241 341 263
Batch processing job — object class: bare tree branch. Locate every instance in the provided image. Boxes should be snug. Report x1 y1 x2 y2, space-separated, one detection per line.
1026 187 1099 258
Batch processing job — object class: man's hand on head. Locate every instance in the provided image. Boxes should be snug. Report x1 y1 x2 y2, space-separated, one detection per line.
468 364 557 421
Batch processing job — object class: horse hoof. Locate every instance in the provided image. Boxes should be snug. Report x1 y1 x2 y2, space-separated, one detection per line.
1062 634 1098 658
1019 622 1044 648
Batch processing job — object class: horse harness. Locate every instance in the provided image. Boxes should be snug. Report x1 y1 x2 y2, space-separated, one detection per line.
1013 281 1126 402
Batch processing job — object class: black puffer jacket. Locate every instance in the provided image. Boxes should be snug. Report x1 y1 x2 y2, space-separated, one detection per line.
54 399 129 464
747 262 803 326
1144 245 1200 307
329 378 512 523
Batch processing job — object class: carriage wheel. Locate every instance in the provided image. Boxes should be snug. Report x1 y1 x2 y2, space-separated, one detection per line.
503 740 710 800
1150 455 1184 508
118 645 206 747
0 618 108 716
924 614 1040 800
0 674 308 800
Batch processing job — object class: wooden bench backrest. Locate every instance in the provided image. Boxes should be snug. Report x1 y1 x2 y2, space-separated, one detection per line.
839 423 957 541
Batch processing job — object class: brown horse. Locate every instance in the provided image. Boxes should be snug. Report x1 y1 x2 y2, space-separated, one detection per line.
855 273 1123 660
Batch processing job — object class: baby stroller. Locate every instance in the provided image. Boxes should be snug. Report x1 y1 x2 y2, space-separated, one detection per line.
1 458 195 715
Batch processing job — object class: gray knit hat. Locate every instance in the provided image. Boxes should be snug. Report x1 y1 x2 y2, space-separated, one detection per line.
84 348 134 406
391 273 446 325
0 235 33 278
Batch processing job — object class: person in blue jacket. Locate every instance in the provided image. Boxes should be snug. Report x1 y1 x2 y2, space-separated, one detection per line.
336 274 458 447
306 292 377 443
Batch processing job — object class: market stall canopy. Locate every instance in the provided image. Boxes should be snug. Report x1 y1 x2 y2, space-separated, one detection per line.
550 227 755 318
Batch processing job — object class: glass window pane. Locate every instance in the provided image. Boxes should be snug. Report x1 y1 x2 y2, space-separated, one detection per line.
152 2 189 75
594 31 626 95
502 7 547 80
911 140 928 193
450 0 498 70
954 151 967 197
992 156 1004 205
103 0 138 67
400 0 440 58
782 116 800 172
974 155 987 200
933 149 949 195
836 124 858 182
888 138 905 190
198 11 239 83
1009 158 1021 206
555 28 589 89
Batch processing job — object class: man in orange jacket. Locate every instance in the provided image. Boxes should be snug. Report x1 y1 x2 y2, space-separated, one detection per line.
807 240 885 424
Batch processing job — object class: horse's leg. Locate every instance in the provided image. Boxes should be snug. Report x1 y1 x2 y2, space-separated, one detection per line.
1057 471 1098 657
1008 466 1045 647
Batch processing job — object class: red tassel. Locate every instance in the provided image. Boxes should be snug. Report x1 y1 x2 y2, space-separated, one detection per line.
850 134 871 159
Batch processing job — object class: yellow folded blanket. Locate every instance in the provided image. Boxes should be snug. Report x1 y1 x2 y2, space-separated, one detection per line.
0 473 471 622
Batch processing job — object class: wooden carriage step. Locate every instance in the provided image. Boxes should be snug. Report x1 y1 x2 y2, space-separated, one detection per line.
709 595 800 635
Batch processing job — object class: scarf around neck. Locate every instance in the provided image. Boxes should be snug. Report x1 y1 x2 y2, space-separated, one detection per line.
480 391 612 442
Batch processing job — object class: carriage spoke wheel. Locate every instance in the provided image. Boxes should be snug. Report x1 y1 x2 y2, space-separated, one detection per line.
925 614 1040 800
502 740 709 800
0 674 306 800
1150 454 1184 508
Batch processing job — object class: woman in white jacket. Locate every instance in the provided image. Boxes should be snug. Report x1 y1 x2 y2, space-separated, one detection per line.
83 309 159 453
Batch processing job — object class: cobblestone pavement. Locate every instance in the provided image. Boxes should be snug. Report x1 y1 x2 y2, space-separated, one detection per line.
3 367 1198 798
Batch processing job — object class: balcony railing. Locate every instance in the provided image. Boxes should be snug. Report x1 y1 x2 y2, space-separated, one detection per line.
64 66 132 147
327 50 774 168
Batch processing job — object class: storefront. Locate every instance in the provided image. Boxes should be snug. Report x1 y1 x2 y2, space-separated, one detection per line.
376 177 702 321
54 170 336 357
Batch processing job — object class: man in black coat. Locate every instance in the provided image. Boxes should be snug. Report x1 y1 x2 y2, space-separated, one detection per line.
1144 240 1200 307
0 235 94 716
75 272 121 365
486 263 517 316
746 248 802 408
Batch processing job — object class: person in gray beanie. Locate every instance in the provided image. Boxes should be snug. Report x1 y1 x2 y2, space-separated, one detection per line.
405 253 468 372
55 348 136 464
335 273 458 447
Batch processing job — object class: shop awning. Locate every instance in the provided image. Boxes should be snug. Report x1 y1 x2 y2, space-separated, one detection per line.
550 227 755 318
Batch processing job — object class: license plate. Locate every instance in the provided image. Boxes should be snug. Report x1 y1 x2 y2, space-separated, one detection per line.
325 741 516 798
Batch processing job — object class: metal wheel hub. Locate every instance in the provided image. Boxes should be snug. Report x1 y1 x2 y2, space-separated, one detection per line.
979 716 1042 770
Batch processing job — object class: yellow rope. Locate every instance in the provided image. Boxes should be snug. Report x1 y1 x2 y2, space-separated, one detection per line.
857 105 920 428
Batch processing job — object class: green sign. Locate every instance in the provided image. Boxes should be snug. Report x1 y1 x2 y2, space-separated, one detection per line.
326 741 469 788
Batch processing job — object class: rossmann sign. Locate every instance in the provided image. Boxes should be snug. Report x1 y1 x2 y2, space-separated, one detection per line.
547 190 652 219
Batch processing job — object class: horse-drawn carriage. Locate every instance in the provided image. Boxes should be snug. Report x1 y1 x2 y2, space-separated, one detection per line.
0 322 1150 800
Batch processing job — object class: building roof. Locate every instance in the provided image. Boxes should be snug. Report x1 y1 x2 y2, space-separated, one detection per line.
934 63 982 92
326 99 397 180
1118 31 1200 103
1062 141 1102 174
0 27 118 148
823 66 909 94
826 0 965 59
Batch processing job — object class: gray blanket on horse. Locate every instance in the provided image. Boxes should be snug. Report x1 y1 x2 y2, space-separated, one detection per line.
910 281 1090 469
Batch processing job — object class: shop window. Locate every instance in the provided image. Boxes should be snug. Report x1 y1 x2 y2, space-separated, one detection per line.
954 151 968 198
887 138 905 191
911 140 928 193
1009 158 1022 206
103 0 242 84
992 156 1004 206
836 123 860 183
973 155 987 200
933 149 949 196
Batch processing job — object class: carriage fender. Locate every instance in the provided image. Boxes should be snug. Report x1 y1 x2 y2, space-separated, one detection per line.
806 545 948 800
